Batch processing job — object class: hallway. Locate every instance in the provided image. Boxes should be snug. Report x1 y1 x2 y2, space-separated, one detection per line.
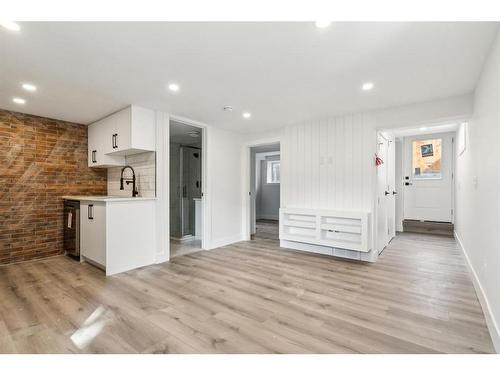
252 219 279 241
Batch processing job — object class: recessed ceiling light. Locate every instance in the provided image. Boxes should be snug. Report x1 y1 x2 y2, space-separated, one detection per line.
242 112 251 119
315 21 331 29
22 83 37 92
168 83 180 92
420 127 428 131
12 97 25 105
362 82 375 91
0 21 20 31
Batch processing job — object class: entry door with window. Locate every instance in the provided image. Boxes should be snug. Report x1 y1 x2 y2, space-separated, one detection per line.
403 133 454 222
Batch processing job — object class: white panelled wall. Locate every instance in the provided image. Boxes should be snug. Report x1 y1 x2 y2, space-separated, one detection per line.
283 114 375 212
281 114 377 260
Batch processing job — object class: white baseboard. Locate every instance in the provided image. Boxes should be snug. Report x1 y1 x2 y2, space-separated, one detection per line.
155 252 169 264
455 230 500 353
208 234 245 250
280 240 376 263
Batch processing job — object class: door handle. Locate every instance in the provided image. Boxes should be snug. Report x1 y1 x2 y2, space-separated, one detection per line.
88 204 94 220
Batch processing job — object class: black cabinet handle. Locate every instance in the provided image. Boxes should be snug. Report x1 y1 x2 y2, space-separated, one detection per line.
392 191 397 195
112 133 118 149
92 150 97 163
384 191 390 196
405 182 412 186
88 204 94 220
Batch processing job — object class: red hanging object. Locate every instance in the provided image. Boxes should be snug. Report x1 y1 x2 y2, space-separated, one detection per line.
375 153 384 166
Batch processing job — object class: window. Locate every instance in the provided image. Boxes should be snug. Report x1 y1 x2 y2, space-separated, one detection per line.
266 160 280 184
412 138 442 179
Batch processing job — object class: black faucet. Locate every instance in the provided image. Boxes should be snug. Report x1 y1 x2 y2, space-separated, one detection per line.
120 165 138 197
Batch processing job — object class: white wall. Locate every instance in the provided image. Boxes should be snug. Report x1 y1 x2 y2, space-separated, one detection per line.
455 31 500 352
205 126 244 248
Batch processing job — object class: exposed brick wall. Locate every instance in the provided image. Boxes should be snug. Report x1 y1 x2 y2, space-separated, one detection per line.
0 109 107 265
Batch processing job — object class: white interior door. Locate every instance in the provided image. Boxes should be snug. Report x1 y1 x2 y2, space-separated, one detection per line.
376 133 389 253
386 134 396 240
403 132 454 222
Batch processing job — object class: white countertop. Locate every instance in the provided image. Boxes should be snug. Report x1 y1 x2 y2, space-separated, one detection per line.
62 195 156 202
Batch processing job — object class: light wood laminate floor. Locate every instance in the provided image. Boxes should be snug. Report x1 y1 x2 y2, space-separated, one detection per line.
0 233 494 353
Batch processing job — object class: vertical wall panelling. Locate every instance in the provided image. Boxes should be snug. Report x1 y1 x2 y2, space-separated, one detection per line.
282 113 375 214
319 119 328 206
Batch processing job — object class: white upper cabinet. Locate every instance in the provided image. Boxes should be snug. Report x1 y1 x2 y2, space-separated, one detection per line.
105 105 156 156
88 105 156 167
88 119 125 167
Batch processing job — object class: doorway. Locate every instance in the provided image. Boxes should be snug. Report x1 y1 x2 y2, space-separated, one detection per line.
376 131 396 254
377 124 457 245
403 132 454 222
249 143 281 241
169 120 204 257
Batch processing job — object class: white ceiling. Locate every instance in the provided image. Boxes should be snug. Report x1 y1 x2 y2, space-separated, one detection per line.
389 123 458 138
0 22 498 133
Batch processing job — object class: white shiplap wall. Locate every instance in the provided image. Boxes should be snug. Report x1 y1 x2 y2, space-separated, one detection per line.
282 114 376 213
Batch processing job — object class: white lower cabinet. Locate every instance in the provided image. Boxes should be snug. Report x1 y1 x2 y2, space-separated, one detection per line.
80 201 106 267
79 199 156 275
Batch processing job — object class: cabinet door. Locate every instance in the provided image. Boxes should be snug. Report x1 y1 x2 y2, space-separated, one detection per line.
112 106 132 153
88 117 125 168
101 115 117 155
80 201 107 267
87 123 99 167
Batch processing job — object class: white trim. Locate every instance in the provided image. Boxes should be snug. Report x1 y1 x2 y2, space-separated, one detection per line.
243 139 282 241
154 111 170 264
455 230 500 353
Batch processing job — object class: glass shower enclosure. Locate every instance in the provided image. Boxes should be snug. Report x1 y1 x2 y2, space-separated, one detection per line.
171 145 202 240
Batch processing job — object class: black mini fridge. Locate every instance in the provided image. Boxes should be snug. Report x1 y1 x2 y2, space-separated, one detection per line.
63 199 80 259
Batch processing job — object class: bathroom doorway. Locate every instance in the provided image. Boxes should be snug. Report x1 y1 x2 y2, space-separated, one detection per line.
169 120 204 257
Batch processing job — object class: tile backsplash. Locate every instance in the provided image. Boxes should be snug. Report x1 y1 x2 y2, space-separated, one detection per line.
108 152 156 197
